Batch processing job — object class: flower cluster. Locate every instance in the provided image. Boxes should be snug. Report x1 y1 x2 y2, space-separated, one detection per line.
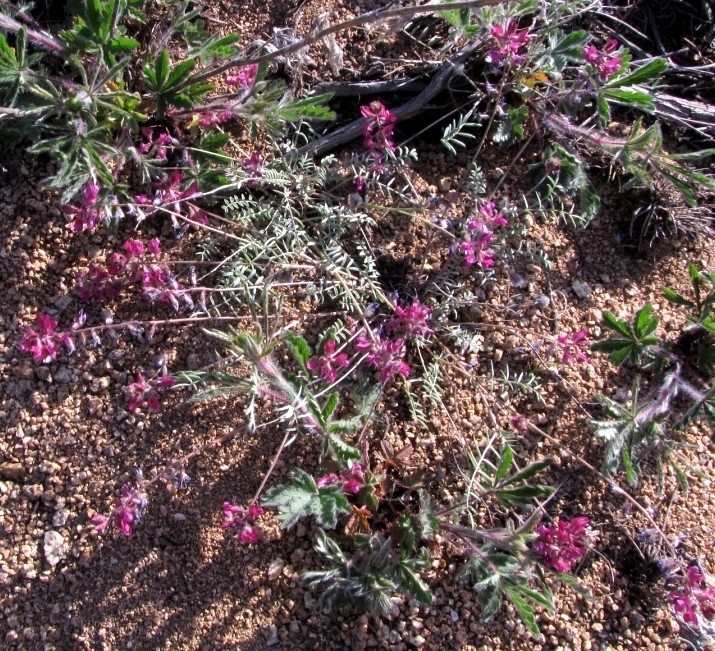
317 462 365 495
62 180 102 232
221 502 264 544
488 21 530 67
76 238 191 311
356 332 410 383
19 313 75 362
242 152 263 185
668 566 715 625
198 110 233 127
556 329 589 364
390 299 433 338
533 516 591 573
125 371 176 412
583 39 621 82
135 169 208 227
227 63 258 88
137 127 176 160
361 101 396 158
461 202 507 268
307 339 350 383
91 484 148 536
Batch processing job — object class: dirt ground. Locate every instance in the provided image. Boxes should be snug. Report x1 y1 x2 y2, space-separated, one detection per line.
1 0 715 650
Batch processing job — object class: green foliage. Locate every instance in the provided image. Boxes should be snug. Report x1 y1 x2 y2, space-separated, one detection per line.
301 530 432 615
591 304 661 366
262 469 351 529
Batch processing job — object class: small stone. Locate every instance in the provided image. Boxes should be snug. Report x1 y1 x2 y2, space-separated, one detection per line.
35 366 51 382
173 513 186 521
264 625 278 646
52 510 70 527
491 167 505 181
14 366 35 380
43 530 66 566
53 295 73 310
411 635 426 648
268 558 285 581
438 178 451 192
296 523 307 538
54 367 73 384
290 548 305 564
40 460 61 475
572 280 591 299
0 462 26 481
22 484 43 500
186 354 201 370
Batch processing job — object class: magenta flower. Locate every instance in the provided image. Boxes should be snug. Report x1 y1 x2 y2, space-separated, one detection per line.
669 566 715 625
340 462 365 494
113 484 148 536
306 340 350 382
361 101 396 155
91 514 109 533
242 152 263 183
583 39 621 81
488 20 530 67
556 329 589 363
138 128 175 160
355 333 410 383
468 202 508 229
62 180 102 232
227 63 258 88
533 516 591 573
19 313 74 362
221 501 263 544
461 225 496 269
316 473 339 488
390 299 433 338
124 372 174 412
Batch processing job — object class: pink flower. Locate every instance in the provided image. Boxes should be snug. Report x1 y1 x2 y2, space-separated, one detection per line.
317 473 339 488
91 514 109 533
390 299 433 338
113 484 147 536
63 180 103 232
461 224 496 269
124 239 145 258
147 238 162 257
488 20 530 67
221 501 263 544
19 313 74 362
668 565 715 625
242 152 263 180
124 372 174 412
556 329 589 363
533 517 591 573
306 340 350 382
340 462 365 494
361 101 396 155
238 525 261 544
227 64 258 88
355 333 410 383
583 41 622 81
468 202 508 229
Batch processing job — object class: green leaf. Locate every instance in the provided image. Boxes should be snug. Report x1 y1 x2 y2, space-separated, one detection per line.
668 148 715 161
622 445 637 486
605 59 667 88
495 444 514 484
323 393 339 422
165 59 196 90
634 304 658 339
327 434 361 465
601 311 633 338
597 93 611 127
512 583 554 611
602 88 655 111
108 36 139 52
505 586 539 635
154 50 170 88
502 457 553 486
394 559 433 606
284 333 311 367
418 489 439 539
495 485 555 506
662 287 694 307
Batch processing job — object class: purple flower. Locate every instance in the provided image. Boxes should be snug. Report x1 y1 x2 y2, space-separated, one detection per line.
306 340 350 382
488 20 530 68
556 329 589 363
113 484 148 536
242 152 263 185
316 473 339 488
461 225 495 269
19 313 74 362
533 516 591 573
355 333 410 383
340 462 365 494
390 299 433 338
468 202 507 229
124 371 174 412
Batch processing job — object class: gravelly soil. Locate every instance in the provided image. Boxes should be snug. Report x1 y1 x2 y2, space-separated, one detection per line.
1 2 715 650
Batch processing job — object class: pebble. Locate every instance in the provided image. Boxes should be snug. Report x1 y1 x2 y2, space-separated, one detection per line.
52 509 70 527
438 178 451 192
43 530 66 566
572 280 592 299
0 462 26 481
22 484 43 500
187 353 201 370
267 558 285 581
14 365 35 380
54 367 73 384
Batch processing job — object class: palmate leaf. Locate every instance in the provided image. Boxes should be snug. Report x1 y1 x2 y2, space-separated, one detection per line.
262 468 350 529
